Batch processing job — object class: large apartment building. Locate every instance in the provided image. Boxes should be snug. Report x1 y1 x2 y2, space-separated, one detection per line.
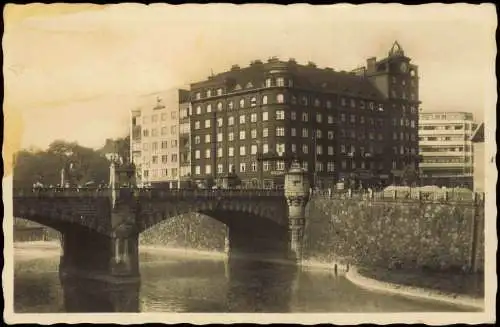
188 41 421 188
130 89 190 188
418 112 477 188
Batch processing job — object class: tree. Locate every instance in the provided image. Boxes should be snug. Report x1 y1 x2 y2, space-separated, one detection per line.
14 140 110 188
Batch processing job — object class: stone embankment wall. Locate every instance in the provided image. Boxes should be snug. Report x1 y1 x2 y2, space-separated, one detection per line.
304 197 485 272
14 218 61 242
138 213 226 252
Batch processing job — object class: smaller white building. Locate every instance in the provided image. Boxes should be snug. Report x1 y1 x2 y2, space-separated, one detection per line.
130 89 190 188
470 123 485 193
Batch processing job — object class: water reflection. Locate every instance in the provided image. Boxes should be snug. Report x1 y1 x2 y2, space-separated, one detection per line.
61 275 140 312
225 258 296 312
14 246 475 313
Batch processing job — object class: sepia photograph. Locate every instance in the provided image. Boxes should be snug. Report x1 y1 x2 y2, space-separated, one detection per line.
2 3 497 325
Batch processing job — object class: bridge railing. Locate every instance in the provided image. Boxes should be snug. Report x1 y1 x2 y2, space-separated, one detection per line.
130 188 285 198
13 187 113 197
311 188 483 204
13 187 285 198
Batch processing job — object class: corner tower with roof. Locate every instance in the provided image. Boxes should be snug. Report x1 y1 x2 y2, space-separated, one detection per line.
363 41 421 182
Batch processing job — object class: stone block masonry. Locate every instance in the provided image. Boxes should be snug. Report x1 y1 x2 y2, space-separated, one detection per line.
139 213 226 252
305 197 485 272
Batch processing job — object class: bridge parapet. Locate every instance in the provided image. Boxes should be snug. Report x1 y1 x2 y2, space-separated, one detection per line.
13 187 113 198
13 187 285 199
132 188 285 199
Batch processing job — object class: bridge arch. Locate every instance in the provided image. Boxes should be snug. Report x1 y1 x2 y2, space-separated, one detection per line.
137 206 290 261
135 196 288 234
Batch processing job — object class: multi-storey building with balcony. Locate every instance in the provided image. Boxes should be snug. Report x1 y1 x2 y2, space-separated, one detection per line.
188 41 420 189
130 89 190 188
418 111 477 188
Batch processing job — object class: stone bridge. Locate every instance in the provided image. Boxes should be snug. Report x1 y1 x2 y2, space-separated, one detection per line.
13 188 289 236
12 161 311 312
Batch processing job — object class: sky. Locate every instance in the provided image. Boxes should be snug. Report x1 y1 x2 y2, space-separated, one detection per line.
3 3 497 152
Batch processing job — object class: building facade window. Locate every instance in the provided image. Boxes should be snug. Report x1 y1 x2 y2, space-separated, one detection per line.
276 110 285 120
277 94 284 103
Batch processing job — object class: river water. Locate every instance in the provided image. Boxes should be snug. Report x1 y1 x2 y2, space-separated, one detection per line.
14 242 472 313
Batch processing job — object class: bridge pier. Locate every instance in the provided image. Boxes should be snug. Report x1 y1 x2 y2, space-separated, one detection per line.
109 223 140 277
284 160 311 264
58 222 141 312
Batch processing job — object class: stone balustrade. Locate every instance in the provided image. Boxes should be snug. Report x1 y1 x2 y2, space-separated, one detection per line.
13 187 285 199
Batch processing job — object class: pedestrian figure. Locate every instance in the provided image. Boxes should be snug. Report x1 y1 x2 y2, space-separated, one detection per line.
346 263 350 272
334 263 338 276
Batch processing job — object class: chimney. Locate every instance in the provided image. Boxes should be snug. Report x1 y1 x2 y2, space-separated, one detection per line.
366 57 377 73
